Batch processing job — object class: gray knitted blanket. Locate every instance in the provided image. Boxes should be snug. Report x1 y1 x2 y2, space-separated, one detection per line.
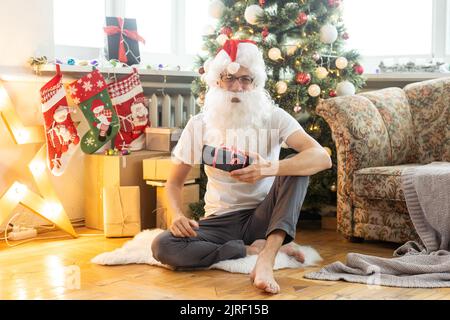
304 162 450 288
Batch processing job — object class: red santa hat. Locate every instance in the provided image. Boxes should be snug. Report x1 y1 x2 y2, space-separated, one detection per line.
91 99 104 113
203 39 267 89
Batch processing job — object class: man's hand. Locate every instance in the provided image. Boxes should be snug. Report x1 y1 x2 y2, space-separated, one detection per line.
169 215 199 238
229 152 278 183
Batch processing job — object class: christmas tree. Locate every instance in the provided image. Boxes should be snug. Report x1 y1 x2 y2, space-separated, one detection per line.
191 0 365 214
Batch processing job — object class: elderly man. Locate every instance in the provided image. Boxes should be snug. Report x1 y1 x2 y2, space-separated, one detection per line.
152 39 332 294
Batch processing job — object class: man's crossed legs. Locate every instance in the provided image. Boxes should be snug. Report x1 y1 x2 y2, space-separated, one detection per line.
152 175 309 294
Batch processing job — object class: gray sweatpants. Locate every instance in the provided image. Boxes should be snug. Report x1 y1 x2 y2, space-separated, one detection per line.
152 175 309 268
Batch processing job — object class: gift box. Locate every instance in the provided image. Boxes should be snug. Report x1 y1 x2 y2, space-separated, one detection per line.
152 183 199 229
103 186 141 237
145 127 182 152
84 150 169 231
143 156 200 181
104 16 145 65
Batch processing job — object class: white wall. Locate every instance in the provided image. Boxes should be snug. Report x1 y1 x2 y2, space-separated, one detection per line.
0 0 85 230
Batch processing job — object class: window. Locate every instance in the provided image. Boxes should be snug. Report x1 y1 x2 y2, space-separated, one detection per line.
343 0 433 56
185 0 217 55
125 0 172 54
53 0 105 48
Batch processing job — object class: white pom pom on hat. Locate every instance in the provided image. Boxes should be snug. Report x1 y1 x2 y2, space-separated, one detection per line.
203 39 267 88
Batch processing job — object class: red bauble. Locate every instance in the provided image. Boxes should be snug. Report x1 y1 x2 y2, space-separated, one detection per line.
261 26 269 39
295 72 311 85
354 64 364 75
342 32 350 40
198 66 205 75
328 0 341 7
220 26 233 37
295 12 308 26
329 90 337 97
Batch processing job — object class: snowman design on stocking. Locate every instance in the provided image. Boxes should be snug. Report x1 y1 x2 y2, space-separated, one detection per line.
91 100 113 142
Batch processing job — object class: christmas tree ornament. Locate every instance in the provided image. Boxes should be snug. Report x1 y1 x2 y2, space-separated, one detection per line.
315 67 329 79
261 26 269 39
312 52 321 61
335 57 348 69
308 84 321 97
68 69 120 154
295 12 308 26
268 47 282 61
216 34 229 46
293 104 302 113
320 24 338 44
342 32 350 40
353 64 364 75
39 64 80 176
244 4 264 25
107 68 150 151
209 0 225 19
328 0 341 8
295 72 311 85
275 81 288 94
336 80 356 96
329 89 337 97
220 26 233 37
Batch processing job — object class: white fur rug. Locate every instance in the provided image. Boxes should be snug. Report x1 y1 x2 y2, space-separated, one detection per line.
91 229 323 274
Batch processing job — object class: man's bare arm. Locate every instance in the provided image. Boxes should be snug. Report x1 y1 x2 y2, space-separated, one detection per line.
165 162 199 237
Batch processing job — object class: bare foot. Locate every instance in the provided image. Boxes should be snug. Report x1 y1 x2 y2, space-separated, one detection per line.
250 253 280 294
245 239 266 255
280 242 305 263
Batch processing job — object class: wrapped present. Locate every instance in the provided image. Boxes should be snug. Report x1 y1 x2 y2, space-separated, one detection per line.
154 183 199 229
143 156 200 181
84 150 169 230
104 17 145 65
145 127 181 152
103 186 141 237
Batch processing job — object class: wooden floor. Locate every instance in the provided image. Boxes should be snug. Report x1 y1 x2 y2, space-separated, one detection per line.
1 227 449 300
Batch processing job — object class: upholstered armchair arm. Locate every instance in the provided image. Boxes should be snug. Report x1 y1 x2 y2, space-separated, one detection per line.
316 95 392 237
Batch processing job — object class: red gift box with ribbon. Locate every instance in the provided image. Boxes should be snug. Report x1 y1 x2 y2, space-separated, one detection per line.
104 17 145 65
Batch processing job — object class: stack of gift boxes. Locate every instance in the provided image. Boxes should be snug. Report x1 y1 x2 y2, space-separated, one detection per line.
85 125 200 236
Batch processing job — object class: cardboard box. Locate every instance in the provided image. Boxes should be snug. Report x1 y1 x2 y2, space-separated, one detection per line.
103 186 141 237
154 183 199 229
143 156 201 181
84 150 169 230
145 127 181 152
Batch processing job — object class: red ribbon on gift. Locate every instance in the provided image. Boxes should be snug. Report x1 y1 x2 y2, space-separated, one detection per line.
212 144 248 169
103 17 146 63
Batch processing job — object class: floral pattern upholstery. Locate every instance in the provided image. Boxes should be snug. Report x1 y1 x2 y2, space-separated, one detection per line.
316 77 450 243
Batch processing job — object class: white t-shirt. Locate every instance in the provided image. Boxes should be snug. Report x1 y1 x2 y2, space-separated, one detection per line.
171 107 303 217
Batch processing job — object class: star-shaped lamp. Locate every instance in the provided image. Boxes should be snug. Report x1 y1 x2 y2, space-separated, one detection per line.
0 81 77 238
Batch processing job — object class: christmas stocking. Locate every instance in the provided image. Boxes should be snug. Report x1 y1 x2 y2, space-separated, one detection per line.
107 68 150 151
68 69 120 154
40 64 80 176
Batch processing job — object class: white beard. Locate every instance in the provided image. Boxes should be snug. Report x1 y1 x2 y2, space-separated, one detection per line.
201 87 276 152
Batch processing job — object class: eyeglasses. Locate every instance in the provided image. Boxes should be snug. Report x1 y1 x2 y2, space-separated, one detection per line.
220 74 254 86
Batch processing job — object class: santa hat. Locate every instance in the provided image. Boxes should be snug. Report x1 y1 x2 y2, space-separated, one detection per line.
91 99 104 112
203 39 267 89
